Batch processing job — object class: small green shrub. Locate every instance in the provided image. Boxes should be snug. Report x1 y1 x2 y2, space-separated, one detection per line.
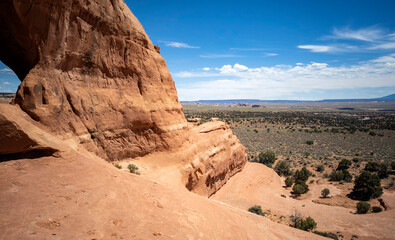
352 158 359 163
197 118 208 126
378 164 388 179
364 162 379 172
274 161 291 176
342 170 352 182
248 205 264 216
329 170 352 182
316 165 325 172
128 164 140 175
364 162 388 179
329 170 343 181
285 177 294 187
313 231 339 240
356 202 370 214
295 216 317 231
294 167 311 183
372 206 382 213
293 182 309 196
369 131 376 136
114 163 122 169
306 140 314 145
257 150 276 167
321 188 330 198
337 159 352 171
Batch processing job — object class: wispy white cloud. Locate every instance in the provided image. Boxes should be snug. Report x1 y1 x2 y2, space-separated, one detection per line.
2 81 10 85
325 26 386 42
175 54 395 100
230 48 269 51
369 53 395 63
300 26 395 53
265 53 278 56
369 42 395 50
298 45 340 53
159 41 199 49
200 54 240 58
298 44 359 53
203 67 211 71
0 68 14 74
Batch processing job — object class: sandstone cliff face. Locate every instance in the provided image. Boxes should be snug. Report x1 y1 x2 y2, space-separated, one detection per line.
132 121 247 197
183 122 247 196
0 0 187 160
0 0 247 195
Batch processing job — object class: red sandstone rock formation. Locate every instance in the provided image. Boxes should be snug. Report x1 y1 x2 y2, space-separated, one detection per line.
0 3 338 240
0 0 246 195
0 0 187 161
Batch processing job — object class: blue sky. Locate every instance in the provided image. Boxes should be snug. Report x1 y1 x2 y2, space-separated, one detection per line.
1 0 395 100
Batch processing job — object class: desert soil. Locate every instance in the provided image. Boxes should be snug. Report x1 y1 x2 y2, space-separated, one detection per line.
212 162 395 240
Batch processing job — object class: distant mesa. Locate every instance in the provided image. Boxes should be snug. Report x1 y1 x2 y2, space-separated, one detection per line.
181 94 395 105
0 93 15 98
252 104 266 108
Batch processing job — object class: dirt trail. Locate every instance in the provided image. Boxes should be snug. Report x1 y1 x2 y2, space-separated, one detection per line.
212 162 395 240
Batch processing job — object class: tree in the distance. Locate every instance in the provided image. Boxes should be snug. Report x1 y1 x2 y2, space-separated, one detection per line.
364 162 379 172
337 159 352 171
285 177 294 188
293 182 309 197
321 188 330 198
274 160 291 176
257 150 276 168
356 201 370 214
350 171 383 201
294 167 311 183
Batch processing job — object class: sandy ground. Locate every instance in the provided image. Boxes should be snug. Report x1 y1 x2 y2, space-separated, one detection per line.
212 162 395 240
0 98 12 104
0 103 393 239
0 148 326 240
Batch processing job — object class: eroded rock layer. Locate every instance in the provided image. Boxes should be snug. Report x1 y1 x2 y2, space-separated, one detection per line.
132 121 247 197
0 0 247 195
0 0 187 160
183 122 247 196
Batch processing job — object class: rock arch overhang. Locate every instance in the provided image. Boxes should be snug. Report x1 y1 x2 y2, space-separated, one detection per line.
0 0 188 160
0 0 247 196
